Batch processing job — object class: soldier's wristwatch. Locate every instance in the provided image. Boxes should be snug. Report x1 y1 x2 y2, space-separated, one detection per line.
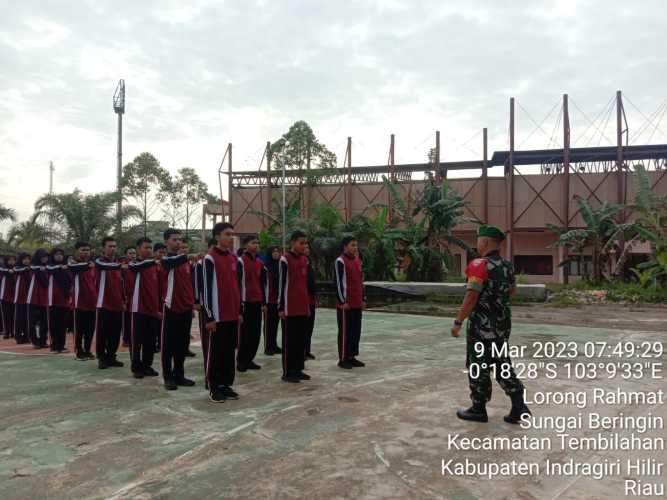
453 319 463 326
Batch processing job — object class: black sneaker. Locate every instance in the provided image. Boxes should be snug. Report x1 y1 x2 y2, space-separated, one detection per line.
75 353 87 361
274 347 282 354
281 375 301 383
175 377 195 387
142 367 159 376
98 360 109 369
350 358 365 367
164 378 178 390
185 350 196 358
220 386 239 400
338 360 354 369
237 364 247 373
108 358 124 368
247 361 261 370
296 371 311 380
85 352 95 360
305 352 316 360
133 371 145 379
264 349 276 356
209 391 225 403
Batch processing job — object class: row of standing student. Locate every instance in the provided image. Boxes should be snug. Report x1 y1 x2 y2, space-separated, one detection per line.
0 225 367 403
0 232 199 391
199 225 366 403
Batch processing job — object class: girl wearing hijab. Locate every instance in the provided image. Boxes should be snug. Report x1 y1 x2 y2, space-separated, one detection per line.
47 248 72 353
13 253 32 344
263 245 282 355
28 248 50 349
1 254 17 339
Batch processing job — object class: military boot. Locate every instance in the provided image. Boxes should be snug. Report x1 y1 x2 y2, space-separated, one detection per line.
456 402 488 422
504 392 531 424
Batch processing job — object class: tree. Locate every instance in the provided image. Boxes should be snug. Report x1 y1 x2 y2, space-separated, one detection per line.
6 215 50 250
548 196 629 284
34 190 141 244
163 167 210 238
626 164 667 285
269 121 337 174
121 153 171 236
0 203 16 223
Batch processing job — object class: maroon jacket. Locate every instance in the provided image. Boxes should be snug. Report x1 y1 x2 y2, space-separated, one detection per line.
278 251 309 317
47 265 71 308
202 247 243 323
28 266 49 307
241 252 266 304
160 253 195 313
68 261 98 311
334 253 365 309
129 259 160 318
1 267 16 303
13 267 30 305
95 257 124 312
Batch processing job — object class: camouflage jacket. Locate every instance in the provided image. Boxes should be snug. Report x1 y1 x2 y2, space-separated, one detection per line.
465 250 515 340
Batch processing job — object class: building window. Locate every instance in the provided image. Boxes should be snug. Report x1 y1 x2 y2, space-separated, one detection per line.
514 255 553 276
567 256 593 277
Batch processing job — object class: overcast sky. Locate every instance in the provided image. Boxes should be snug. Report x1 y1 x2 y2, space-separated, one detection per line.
1 0 666 232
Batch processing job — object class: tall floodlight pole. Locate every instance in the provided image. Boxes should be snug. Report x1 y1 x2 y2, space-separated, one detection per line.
113 79 126 235
49 161 55 194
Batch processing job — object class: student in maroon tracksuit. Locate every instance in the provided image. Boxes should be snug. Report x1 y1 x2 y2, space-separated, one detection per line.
128 237 161 379
237 234 266 372
68 241 97 360
194 238 215 384
28 249 50 349
160 229 196 390
121 246 136 347
180 239 196 358
153 242 167 353
47 248 72 353
304 242 317 361
13 253 31 344
1 254 17 339
263 246 282 355
334 236 367 369
202 223 244 403
95 236 125 369
278 230 311 383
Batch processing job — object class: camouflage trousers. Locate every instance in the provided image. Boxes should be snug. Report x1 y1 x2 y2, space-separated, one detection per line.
466 329 524 405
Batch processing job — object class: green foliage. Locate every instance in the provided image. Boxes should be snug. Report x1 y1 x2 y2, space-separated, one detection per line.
548 196 627 284
33 190 141 245
121 152 171 235
163 167 211 237
0 203 16 223
5 214 50 251
269 121 337 177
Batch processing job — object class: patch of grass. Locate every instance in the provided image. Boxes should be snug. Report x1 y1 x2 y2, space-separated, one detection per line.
546 295 583 309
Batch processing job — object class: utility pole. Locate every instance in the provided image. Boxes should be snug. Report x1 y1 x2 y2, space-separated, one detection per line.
113 80 125 236
562 94 571 284
49 161 55 194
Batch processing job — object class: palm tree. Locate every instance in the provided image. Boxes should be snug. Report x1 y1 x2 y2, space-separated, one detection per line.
548 196 629 284
6 215 50 250
0 203 16 223
34 190 141 243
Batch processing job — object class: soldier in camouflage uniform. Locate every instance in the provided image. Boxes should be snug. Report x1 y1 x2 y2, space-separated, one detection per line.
450 225 531 424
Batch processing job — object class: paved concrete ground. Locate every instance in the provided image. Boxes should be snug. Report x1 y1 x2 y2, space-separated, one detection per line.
0 310 665 499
